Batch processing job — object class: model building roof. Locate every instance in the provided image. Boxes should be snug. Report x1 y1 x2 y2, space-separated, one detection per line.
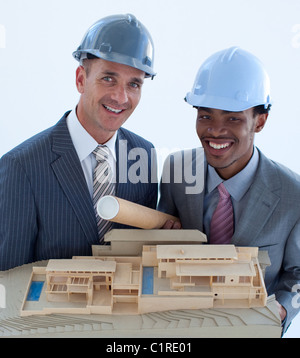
156 245 238 260
104 229 207 243
176 261 256 277
46 259 116 273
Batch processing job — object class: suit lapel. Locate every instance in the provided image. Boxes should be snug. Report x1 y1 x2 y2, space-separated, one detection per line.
191 154 207 231
114 129 137 201
50 114 98 245
231 150 281 246
115 129 127 200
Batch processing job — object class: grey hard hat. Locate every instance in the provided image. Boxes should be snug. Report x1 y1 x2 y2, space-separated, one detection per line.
73 14 156 78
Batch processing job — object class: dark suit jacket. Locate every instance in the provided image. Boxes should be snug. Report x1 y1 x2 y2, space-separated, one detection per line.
0 112 157 270
158 147 300 332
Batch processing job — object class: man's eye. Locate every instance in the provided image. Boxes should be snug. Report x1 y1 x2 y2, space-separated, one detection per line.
198 115 210 120
129 82 139 89
103 76 113 82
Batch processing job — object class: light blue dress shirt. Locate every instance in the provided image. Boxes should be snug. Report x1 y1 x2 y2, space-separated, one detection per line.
203 147 259 239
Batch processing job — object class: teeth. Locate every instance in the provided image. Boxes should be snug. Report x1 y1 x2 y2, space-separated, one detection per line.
209 142 231 150
104 105 123 114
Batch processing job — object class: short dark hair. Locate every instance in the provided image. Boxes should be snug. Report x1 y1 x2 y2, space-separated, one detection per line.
81 56 98 77
253 104 271 116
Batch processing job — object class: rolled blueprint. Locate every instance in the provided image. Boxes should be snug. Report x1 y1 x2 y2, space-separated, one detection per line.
97 195 180 229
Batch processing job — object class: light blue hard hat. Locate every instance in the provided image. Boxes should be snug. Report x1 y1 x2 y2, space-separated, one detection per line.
73 14 156 78
185 47 272 111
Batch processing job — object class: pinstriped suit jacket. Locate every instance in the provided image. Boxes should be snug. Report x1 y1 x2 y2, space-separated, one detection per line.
0 112 157 270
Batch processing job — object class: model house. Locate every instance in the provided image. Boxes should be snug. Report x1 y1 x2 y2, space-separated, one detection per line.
21 233 267 317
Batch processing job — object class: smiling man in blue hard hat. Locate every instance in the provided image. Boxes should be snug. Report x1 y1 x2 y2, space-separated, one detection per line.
0 14 158 271
158 47 300 334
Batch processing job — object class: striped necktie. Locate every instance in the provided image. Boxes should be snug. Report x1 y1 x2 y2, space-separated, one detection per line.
92 145 115 243
209 183 234 244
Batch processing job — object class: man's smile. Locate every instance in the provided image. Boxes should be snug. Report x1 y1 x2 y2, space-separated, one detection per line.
208 141 232 150
103 104 125 114
202 138 235 155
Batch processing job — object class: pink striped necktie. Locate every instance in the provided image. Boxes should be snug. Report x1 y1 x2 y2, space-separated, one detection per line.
92 145 115 243
209 183 234 244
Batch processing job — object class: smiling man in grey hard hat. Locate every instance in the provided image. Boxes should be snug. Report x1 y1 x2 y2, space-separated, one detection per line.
0 14 158 270
159 47 300 334
73 14 156 145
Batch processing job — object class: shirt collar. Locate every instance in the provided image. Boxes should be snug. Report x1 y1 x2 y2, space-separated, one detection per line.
66 108 117 162
207 147 259 201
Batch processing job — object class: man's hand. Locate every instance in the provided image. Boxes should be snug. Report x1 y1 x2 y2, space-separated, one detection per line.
162 220 182 229
276 301 287 321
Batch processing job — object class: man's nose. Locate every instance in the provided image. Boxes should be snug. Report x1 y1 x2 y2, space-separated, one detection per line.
111 85 128 104
207 121 228 136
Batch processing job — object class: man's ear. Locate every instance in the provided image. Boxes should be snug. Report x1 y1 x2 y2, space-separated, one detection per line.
255 113 268 133
75 66 86 94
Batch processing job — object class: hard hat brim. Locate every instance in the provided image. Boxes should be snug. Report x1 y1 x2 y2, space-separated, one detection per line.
73 49 156 78
185 92 272 112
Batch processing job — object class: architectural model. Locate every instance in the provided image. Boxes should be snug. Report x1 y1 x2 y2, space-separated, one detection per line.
0 229 281 337
20 241 267 317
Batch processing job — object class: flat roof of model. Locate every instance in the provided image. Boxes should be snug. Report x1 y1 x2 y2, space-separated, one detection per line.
104 229 207 243
176 261 256 277
46 259 116 273
156 245 238 260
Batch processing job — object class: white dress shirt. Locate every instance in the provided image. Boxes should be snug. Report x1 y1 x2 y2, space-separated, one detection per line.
66 108 117 198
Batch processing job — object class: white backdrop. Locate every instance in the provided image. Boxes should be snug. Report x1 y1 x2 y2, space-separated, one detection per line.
0 0 299 337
